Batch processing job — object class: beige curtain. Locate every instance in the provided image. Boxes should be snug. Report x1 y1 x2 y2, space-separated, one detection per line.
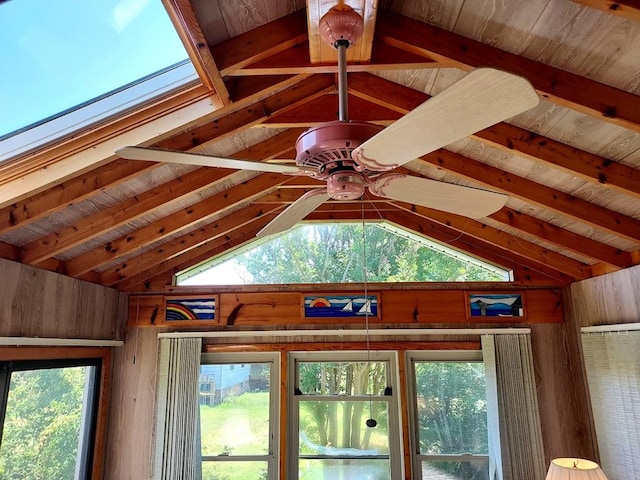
153 337 202 480
582 331 640 479
482 334 546 480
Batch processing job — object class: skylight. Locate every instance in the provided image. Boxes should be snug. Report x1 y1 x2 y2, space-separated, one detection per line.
177 223 510 286
0 0 197 159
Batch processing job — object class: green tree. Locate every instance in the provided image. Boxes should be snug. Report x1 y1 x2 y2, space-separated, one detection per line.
236 224 503 284
298 361 387 451
0 366 88 480
414 362 488 479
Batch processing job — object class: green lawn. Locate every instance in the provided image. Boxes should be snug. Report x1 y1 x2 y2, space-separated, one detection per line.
200 391 270 480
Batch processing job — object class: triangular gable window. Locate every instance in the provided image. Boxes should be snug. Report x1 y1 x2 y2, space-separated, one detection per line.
177 223 510 286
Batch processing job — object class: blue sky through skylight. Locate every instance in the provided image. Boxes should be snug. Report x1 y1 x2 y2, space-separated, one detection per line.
0 0 189 138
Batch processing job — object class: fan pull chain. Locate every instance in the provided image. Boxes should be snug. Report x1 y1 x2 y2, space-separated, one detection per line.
361 199 377 428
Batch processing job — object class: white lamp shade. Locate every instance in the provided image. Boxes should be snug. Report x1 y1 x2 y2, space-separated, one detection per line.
545 458 609 480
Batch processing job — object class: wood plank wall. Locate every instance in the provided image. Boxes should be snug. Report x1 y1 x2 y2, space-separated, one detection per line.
566 264 640 327
103 267 640 479
0 258 122 339
553 263 640 465
104 327 158 480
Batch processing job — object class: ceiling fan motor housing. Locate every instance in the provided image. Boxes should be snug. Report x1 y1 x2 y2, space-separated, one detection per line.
319 5 364 47
295 121 383 172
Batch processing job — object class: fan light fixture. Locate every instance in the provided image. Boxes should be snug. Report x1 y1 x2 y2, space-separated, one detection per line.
545 458 609 480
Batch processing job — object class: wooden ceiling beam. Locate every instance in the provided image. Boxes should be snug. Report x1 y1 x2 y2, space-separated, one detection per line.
391 201 591 280
571 0 640 22
24 77 335 264
376 10 640 132
489 208 632 269
67 172 288 277
348 72 640 199
420 150 640 243
211 9 309 76
0 159 158 233
23 167 237 265
262 93 400 127
163 0 230 104
118 213 277 291
157 74 335 151
65 129 304 276
232 41 439 76
101 203 283 287
383 209 572 285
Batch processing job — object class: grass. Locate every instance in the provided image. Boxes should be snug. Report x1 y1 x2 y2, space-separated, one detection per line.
200 391 270 479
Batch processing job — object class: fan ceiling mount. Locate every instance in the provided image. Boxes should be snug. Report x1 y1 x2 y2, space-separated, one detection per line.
116 3 540 238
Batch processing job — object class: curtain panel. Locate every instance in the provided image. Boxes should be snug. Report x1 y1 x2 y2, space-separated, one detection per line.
582 330 640 479
482 334 546 480
153 337 202 480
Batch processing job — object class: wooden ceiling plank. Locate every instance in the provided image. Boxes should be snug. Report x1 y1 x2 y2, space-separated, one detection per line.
117 214 277 291
348 72 640 199
231 40 439 75
422 149 640 243
307 0 379 64
64 127 302 276
158 74 335 152
101 204 283 286
489 207 633 269
0 159 158 234
65 172 288 277
211 9 309 75
163 0 230 104
570 0 640 22
391 201 591 280
22 167 237 265
382 209 572 285
376 10 640 132
262 93 401 126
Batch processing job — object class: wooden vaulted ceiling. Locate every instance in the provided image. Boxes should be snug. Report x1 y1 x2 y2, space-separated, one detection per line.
1 0 640 291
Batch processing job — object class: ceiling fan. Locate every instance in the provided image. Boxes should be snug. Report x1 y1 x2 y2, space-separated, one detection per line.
116 4 539 238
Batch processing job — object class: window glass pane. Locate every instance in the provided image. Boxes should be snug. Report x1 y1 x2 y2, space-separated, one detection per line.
298 361 387 395
177 223 509 286
0 0 189 138
299 400 390 456
300 458 390 479
0 365 95 478
414 361 487 455
200 363 271 456
421 460 489 480
202 461 269 480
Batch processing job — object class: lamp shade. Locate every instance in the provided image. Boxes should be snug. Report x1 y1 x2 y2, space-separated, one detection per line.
545 458 609 480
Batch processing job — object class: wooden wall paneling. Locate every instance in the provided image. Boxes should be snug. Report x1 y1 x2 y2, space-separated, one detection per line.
383 289 467 323
131 287 564 327
530 322 597 465
0 258 121 339
219 292 302 325
104 327 159 480
128 295 165 328
566 263 640 327
524 289 563 323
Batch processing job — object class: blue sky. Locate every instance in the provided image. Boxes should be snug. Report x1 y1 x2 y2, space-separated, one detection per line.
0 0 189 138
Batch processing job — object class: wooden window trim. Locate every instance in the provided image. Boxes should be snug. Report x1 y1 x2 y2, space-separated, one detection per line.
0 347 112 480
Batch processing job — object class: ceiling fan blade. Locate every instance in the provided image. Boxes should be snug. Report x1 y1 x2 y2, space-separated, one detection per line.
369 174 508 219
257 188 330 237
354 68 539 170
116 146 311 175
